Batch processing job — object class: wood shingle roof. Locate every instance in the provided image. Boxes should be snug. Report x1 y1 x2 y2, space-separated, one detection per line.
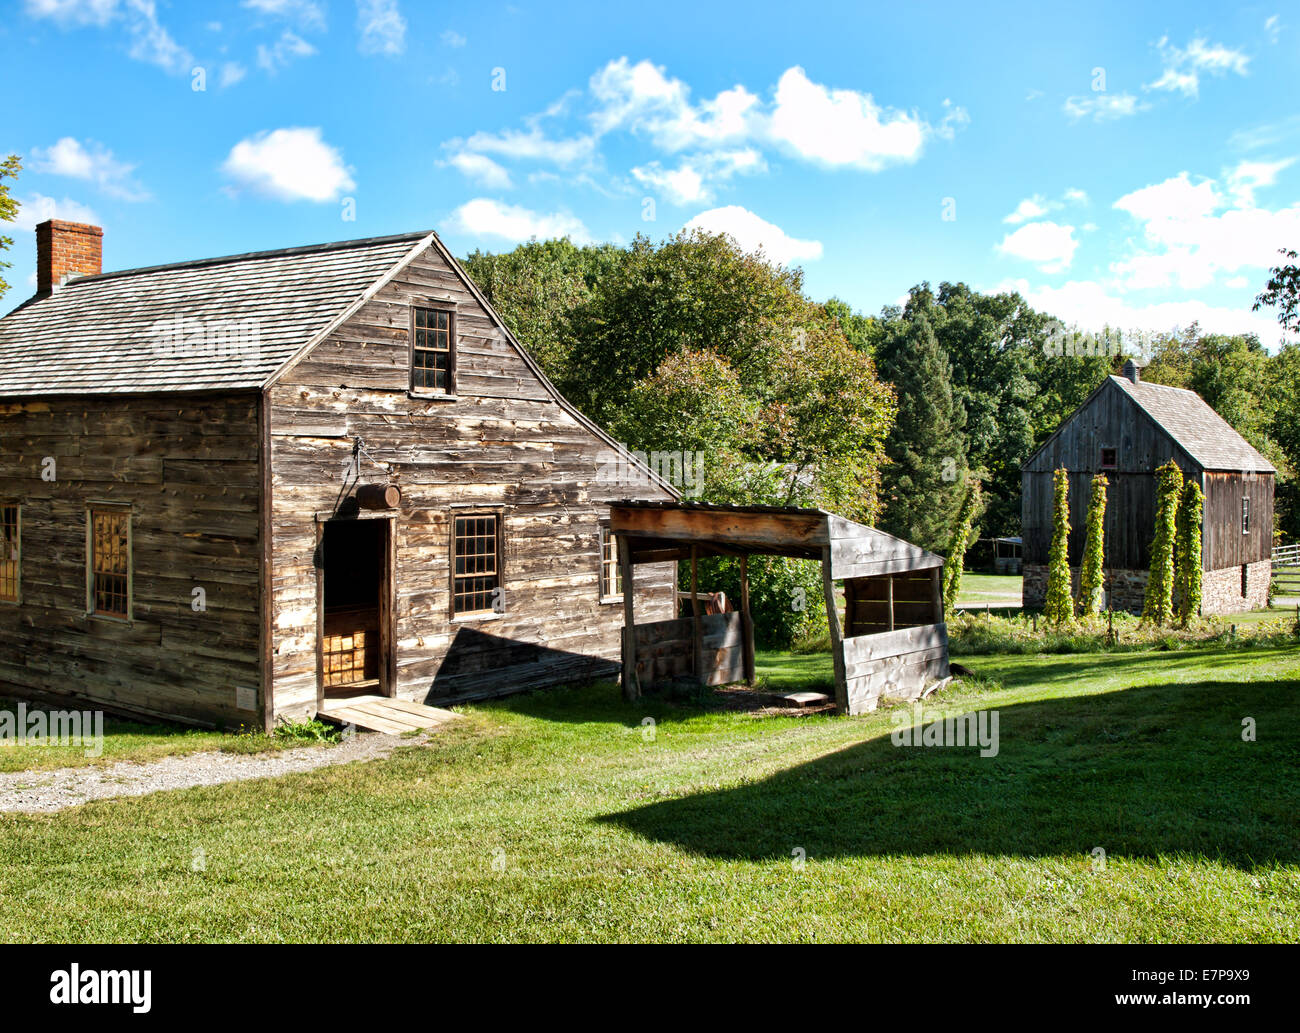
1108 375 1275 474
0 231 431 396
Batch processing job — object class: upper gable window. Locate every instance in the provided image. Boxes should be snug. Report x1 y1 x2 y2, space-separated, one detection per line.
1100 447 1117 470
412 306 455 394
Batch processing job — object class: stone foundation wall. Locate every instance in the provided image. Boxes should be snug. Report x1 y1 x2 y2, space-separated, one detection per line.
1023 564 1149 614
1023 559 1271 616
1201 559 1271 616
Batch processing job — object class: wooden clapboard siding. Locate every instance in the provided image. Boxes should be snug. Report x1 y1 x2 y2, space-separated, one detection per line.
841 622 949 715
1204 471 1273 568
267 241 675 717
0 392 263 726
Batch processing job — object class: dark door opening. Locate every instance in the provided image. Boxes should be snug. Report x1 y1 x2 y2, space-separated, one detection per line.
320 518 391 699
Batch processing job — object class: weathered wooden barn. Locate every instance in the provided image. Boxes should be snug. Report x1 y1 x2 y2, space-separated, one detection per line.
1021 361 1275 615
0 220 676 729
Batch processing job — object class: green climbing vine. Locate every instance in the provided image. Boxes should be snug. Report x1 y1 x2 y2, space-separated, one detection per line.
1044 467 1074 625
1077 473 1109 617
1175 479 1204 625
1142 459 1183 626
942 479 982 619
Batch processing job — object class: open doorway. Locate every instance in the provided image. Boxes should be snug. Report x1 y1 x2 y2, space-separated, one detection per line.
318 517 393 703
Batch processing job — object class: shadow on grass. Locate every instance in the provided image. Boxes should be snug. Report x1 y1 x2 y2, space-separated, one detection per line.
600 673 1300 870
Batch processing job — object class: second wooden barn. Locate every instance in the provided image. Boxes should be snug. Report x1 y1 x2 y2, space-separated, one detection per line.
609 501 950 715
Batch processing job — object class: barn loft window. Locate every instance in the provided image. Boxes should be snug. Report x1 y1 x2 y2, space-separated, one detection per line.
412 306 455 394
1100 447 1117 470
1242 496 1250 535
599 523 623 601
453 513 500 616
0 505 19 604
88 507 131 619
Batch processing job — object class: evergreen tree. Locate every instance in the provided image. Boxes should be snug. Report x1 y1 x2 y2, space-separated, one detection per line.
1044 467 1074 625
1077 473 1108 616
1142 460 1183 626
875 312 968 553
1175 480 1204 624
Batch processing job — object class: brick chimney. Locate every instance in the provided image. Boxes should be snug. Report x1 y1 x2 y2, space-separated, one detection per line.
36 219 103 296
1122 357 1143 384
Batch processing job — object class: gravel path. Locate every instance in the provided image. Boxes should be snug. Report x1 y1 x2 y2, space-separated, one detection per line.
0 730 433 814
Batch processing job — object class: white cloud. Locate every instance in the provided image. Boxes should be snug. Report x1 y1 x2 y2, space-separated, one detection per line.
996 221 1078 273
1004 188 1088 224
220 61 247 88
631 148 765 205
994 276 1281 343
444 152 513 189
1004 196 1053 225
441 198 590 243
1146 36 1250 97
221 127 355 202
441 29 466 47
682 206 822 265
357 0 405 57
24 0 193 74
241 0 325 30
30 136 148 200
1225 157 1295 206
1110 166 1300 290
1063 93 1146 121
11 192 101 232
588 58 760 152
23 0 117 26
1266 15 1281 44
256 29 316 72
458 126 598 168
767 66 931 170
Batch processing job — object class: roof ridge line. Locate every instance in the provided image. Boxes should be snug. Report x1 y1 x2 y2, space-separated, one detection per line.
64 230 435 286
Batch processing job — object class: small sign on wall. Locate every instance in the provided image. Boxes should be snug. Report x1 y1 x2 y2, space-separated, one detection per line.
236 686 258 712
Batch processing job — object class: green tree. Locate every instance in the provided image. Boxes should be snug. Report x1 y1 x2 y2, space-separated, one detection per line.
941 479 982 618
1175 480 1204 624
0 155 22 300
1254 247 1300 333
1044 467 1074 625
1142 460 1183 626
461 237 622 379
1077 473 1108 616
875 311 967 552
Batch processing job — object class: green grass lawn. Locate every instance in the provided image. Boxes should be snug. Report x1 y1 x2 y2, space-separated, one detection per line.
955 571 1023 606
1 644 1297 942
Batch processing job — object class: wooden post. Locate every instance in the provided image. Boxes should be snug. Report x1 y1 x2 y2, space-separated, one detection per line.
822 546 848 713
930 566 943 624
887 575 895 632
619 536 639 701
690 545 703 684
739 553 755 686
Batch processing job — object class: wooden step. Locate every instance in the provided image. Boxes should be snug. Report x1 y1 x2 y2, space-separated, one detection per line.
319 696 460 734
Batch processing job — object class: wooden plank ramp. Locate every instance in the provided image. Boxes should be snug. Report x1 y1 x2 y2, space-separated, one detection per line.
319 695 460 734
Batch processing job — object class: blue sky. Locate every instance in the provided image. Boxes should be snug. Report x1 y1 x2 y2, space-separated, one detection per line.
4 0 1299 344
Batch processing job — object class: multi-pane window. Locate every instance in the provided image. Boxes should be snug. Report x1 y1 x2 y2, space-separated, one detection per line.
1100 447 1117 470
412 306 454 393
0 505 18 603
89 508 130 618
599 524 622 600
1242 496 1250 535
453 514 500 615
